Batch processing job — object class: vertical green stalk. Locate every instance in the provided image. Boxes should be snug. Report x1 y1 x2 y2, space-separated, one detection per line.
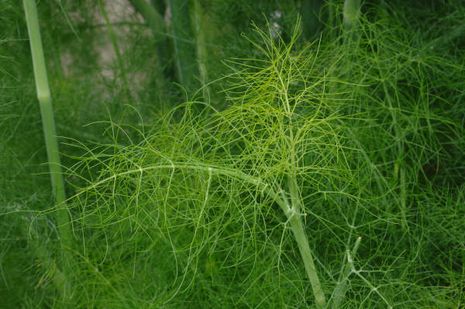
286 194 327 308
130 0 165 39
286 161 326 308
128 0 169 103
23 0 72 300
326 0 337 39
191 0 209 99
342 0 362 46
98 0 133 101
343 0 361 32
300 0 323 40
166 0 198 90
276 50 326 307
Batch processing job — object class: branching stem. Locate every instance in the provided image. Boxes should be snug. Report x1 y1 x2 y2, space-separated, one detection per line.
74 161 326 307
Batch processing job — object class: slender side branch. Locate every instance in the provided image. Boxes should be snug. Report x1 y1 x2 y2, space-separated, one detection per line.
330 236 362 308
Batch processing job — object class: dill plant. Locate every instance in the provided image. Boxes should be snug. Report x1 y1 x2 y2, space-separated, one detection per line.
46 3 465 307
67 22 334 307
66 19 397 307
2 0 465 308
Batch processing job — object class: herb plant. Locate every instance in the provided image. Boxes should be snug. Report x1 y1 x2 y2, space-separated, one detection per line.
1 0 465 308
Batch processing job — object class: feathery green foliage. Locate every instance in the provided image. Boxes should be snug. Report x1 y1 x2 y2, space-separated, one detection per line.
1 0 465 308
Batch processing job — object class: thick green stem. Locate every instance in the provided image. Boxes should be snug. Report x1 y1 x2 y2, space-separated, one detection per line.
191 0 210 99
129 0 170 103
23 0 72 300
287 174 326 308
129 0 165 40
343 0 361 32
289 212 327 308
342 0 361 46
166 0 198 90
300 0 323 40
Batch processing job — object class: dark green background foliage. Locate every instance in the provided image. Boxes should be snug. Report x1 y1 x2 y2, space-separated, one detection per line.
1 0 465 308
